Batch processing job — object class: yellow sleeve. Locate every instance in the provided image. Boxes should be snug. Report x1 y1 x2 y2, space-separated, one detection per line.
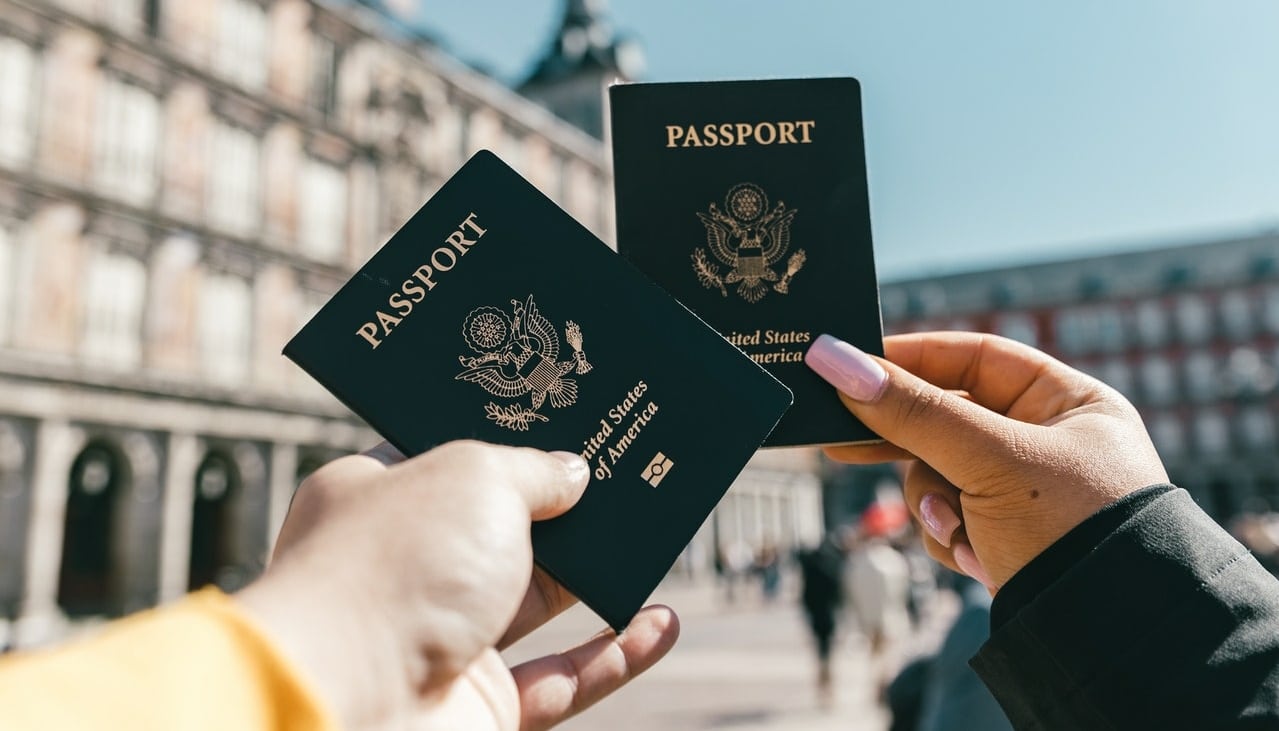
0 588 340 731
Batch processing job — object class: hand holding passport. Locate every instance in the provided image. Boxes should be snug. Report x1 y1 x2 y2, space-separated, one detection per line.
239 439 680 730
275 76 884 728
285 150 798 630
285 78 884 633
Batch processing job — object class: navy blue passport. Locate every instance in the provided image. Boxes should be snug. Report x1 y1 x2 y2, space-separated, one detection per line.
284 151 792 630
610 78 884 447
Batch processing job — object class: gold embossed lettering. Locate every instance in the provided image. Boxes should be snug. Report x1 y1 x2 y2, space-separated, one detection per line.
376 310 401 333
430 247 457 272
459 212 487 237
356 323 381 348
388 292 413 316
703 123 720 147
754 122 776 144
779 121 797 144
358 213 490 349
402 280 427 302
412 264 437 291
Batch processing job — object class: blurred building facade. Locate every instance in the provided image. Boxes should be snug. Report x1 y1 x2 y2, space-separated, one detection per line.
877 233 1279 522
519 0 644 140
0 0 825 649
4 0 1269 648
0 0 621 648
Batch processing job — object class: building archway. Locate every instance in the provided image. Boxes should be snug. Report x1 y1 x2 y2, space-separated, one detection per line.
57 441 128 617
188 451 241 591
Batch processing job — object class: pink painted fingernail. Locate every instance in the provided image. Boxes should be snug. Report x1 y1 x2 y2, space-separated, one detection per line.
953 543 995 590
551 451 590 482
919 493 961 548
804 334 888 402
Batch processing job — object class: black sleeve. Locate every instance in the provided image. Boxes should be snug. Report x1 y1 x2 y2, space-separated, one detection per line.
971 486 1279 730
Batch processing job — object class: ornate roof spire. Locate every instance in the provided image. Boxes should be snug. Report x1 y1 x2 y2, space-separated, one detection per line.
519 0 644 138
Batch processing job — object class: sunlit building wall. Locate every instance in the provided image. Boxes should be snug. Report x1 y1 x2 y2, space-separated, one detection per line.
0 0 827 649
0 0 614 649
882 233 1279 521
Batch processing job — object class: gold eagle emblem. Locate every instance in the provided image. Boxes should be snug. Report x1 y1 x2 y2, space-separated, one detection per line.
693 183 805 303
455 295 591 431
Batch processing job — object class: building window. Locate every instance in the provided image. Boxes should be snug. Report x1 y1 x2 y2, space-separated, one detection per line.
298 159 348 262
1263 285 1279 335
464 107 499 156
144 0 162 37
94 76 161 206
0 37 38 167
1054 308 1097 355
198 272 252 385
1149 414 1185 456
1239 406 1275 451
308 34 339 119
1175 294 1212 345
1219 290 1254 341
550 151 567 202
213 0 268 90
0 223 11 345
500 124 525 173
1133 300 1168 348
291 290 332 398
1140 355 1177 406
1226 347 1276 398
1097 359 1134 400
1183 351 1218 403
425 105 462 172
993 313 1038 348
1096 306 1125 352
1193 410 1230 455
207 123 261 236
81 248 146 369
102 0 146 33
456 107 474 163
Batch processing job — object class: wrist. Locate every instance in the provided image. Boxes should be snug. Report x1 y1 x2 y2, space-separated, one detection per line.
235 561 413 729
989 484 1176 628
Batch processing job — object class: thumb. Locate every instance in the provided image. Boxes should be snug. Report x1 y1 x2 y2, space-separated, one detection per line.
417 441 592 521
805 334 1027 487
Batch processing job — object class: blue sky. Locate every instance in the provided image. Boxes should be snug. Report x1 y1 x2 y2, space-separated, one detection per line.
416 1 1279 280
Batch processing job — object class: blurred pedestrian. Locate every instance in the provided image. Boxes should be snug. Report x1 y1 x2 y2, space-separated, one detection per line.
721 538 755 604
917 577 1012 730
846 503 911 659
797 532 845 707
885 577 1011 731
755 541 782 602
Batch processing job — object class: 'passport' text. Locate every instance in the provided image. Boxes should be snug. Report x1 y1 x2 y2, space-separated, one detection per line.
356 212 487 349
665 121 815 148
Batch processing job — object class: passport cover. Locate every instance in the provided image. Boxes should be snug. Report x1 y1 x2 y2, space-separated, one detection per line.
610 77 884 446
284 151 792 631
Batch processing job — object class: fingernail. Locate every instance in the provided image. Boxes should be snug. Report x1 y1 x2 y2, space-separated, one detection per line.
953 543 996 590
919 493 961 548
804 334 888 402
551 451 590 481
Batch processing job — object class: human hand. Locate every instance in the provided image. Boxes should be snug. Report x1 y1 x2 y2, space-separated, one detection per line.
236 440 680 731
805 332 1168 590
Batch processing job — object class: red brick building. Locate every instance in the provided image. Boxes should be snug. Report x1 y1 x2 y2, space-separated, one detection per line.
881 232 1279 520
